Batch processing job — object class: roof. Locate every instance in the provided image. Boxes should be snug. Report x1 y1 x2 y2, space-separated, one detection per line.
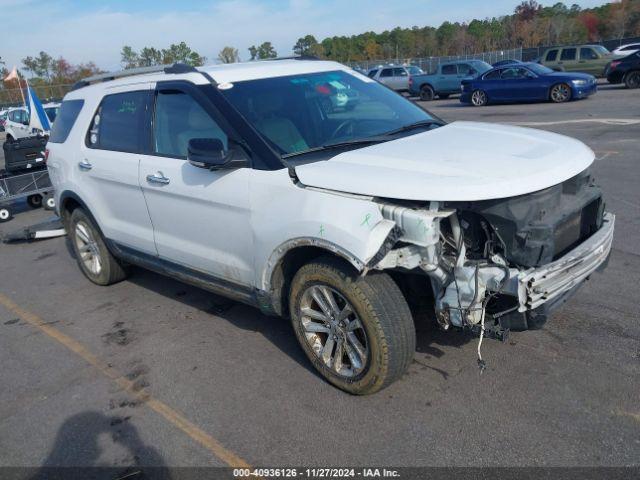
66 59 351 100
199 59 349 83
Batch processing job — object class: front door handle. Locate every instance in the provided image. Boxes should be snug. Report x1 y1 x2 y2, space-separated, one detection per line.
78 159 93 171
146 172 170 185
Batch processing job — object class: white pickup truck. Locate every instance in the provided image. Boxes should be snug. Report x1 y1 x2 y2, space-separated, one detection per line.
47 59 614 394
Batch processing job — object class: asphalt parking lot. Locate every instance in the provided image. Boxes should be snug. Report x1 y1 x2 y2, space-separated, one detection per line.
0 84 639 473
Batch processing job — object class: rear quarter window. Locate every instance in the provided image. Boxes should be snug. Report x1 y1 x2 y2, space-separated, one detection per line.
49 100 84 143
545 49 559 62
483 70 501 80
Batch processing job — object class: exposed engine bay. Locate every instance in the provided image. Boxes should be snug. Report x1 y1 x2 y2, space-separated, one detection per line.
373 168 614 344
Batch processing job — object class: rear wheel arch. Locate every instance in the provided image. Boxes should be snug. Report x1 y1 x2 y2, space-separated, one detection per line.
58 191 105 238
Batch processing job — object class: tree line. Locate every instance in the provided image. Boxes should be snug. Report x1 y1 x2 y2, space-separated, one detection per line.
296 0 640 62
2 0 639 91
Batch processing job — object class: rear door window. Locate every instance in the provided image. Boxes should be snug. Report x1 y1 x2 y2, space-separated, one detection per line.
87 91 149 153
545 49 559 62
560 48 577 61
49 100 84 143
441 64 457 75
393 68 408 77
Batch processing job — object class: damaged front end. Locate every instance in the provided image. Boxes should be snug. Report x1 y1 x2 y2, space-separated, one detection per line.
372 169 615 340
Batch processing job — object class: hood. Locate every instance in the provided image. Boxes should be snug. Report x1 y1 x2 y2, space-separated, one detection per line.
294 121 594 201
549 71 595 81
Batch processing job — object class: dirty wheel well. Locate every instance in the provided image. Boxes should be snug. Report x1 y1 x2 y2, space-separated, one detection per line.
272 247 358 317
60 197 82 228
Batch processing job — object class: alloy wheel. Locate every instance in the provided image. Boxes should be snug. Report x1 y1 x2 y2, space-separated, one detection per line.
471 90 487 106
551 83 571 102
299 284 369 378
74 221 102 275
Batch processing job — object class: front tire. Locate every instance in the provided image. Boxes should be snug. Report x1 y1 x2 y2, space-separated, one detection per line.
550 83 572 103
68 208 129 286
420 85 434 101
289 257 415 395
471 89 488 106
624 71 640 89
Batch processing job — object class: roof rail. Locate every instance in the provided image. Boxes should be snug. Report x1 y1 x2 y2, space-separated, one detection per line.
266 55 321 61
71 63 198 91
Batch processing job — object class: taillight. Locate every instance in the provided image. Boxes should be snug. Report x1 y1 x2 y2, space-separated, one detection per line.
44 149 50 163
408 76 413 87
610 61 622 69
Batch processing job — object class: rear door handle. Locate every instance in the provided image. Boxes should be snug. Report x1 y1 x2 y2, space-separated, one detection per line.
78 159 93 171
146 172 170 185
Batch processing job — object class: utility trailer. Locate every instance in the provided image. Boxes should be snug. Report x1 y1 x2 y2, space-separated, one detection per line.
0 168 55 222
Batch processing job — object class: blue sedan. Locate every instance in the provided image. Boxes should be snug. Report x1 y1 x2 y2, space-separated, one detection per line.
460 63 597 106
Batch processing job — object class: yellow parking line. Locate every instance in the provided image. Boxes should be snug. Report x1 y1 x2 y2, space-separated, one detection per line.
0 292 252 469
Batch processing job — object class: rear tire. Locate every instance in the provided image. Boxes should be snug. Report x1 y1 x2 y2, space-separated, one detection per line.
624 71 640 89
0 206 12 223
471 89 488 106
550 83 572 103
68 208 129 286
27 194 43 209
289 257 415 395
420 85 434 101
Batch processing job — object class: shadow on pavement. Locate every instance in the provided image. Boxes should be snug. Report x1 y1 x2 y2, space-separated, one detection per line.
29 410 171 480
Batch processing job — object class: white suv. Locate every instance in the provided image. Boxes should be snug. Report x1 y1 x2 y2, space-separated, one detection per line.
47 59 614 394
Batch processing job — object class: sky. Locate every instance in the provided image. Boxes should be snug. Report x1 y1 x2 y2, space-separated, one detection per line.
1 0 609 72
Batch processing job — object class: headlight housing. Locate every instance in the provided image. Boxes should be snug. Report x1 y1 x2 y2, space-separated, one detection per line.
572 79 587 86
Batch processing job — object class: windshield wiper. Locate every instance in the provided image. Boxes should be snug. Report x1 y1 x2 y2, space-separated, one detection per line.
381 120 443 137
282 137 389 159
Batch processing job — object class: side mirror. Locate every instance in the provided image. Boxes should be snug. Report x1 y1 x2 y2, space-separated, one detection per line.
22 119 30 126
187 138 247 170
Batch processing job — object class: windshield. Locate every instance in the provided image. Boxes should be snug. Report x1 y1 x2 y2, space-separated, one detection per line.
594 45 610 55
407 66 423 75
219 69 435 157
527 63 554 75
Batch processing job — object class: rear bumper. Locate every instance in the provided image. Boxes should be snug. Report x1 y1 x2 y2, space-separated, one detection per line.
517 212 614 312
606 71 624 84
